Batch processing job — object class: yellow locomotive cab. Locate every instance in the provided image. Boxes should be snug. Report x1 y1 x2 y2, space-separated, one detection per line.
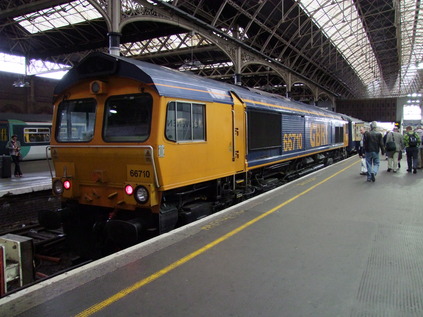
51 146 161 210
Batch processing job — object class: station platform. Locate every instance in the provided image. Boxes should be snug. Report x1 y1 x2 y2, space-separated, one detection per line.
2 156 423 317
0 160 53 197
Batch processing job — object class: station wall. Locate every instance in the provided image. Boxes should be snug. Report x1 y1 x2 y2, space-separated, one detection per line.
0 71 57 115
336 98 398 122
0 70 403 125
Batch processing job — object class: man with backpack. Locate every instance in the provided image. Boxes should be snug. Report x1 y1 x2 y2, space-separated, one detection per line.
404 126 421 174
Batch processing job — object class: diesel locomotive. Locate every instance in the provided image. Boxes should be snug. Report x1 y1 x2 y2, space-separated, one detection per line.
48 52 363 256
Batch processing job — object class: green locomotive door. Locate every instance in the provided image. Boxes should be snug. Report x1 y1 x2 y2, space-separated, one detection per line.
230 91 246 173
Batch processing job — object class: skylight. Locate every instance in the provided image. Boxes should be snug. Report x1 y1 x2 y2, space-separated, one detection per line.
0 53 70 79
298 0 423 96
393 0 423 95
14 0 102 34
298 0 380 87
121 32 212 56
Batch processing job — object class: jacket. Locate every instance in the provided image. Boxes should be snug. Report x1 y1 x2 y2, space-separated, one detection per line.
415 128 423 148
363 129 385 154
385 131 404 152
404 132 421 148
6 139 21 156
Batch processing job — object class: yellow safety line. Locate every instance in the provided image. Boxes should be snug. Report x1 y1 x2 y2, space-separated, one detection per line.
75 159 358 317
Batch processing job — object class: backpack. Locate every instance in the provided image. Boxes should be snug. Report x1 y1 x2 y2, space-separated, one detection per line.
409 133 418 147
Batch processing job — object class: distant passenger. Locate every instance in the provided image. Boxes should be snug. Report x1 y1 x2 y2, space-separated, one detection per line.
384 127 403 173
363 121 385 182
404 126 421 174
6 134 23 177
358 126 367 175
383 130 389 160
414 126 423 168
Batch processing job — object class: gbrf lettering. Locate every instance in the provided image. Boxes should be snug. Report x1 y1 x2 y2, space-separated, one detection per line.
310 123 328 147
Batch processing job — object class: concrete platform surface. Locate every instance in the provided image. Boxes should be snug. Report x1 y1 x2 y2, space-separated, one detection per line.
0 160 53 197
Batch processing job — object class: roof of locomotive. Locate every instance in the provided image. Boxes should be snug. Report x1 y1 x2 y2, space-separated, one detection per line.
339 113 367 124
54 52 343 120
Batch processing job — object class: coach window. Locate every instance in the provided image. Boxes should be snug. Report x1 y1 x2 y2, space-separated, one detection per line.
0 127 7 142
166 101 205 142
56 98 96 142
24 128 51 143
104 93 152 142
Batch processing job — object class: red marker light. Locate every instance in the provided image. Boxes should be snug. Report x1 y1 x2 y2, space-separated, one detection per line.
125 185 134 195
63 180 71 190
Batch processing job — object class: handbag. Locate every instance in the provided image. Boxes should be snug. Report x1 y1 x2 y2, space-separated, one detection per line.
386 132 396 151
361 157 367 173
386 141 396 151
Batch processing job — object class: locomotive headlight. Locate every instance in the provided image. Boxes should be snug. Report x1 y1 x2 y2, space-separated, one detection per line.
134 186 149 204
53 179 64 195
90 80 107 94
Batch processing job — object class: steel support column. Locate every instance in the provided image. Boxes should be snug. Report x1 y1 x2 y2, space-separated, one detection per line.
108 0 121 56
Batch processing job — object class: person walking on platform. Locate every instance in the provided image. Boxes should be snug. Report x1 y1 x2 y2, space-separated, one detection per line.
363 121 385 182
384 127 403 173
358 126 367 175
414 126 423 168
6 134 23 177
404 126 420 174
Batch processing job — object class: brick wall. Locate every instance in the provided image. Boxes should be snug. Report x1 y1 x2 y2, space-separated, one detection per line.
0 72 58 114
336 98 398 122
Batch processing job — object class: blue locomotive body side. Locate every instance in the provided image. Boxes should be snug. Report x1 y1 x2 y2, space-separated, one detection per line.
246 111 346 168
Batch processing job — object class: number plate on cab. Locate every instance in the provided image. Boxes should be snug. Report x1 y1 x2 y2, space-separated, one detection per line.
127 165 152 181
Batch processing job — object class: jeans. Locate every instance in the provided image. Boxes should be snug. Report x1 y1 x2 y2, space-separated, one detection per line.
11 155 22 176
406 147 419 170
366 151 380 178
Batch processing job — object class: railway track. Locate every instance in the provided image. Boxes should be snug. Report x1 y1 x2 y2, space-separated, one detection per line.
1 223 90 296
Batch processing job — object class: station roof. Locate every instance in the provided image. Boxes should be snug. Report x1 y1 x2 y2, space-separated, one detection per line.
0 0 422 100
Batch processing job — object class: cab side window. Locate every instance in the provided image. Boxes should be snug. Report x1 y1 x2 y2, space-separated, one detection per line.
166 101 205 142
